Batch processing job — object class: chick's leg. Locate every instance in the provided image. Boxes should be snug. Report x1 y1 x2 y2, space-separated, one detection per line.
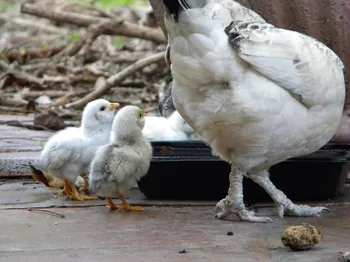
59 180 72 196
215 164 273 223
116 192 144 211
247 170 329 217
78 172 90 192
67 181 98 201
106 197 121 211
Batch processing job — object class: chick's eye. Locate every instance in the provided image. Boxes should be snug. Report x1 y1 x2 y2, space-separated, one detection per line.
100 106 106 111
139 112 142 118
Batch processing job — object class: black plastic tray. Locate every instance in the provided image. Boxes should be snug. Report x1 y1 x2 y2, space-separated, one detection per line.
137 141 350 201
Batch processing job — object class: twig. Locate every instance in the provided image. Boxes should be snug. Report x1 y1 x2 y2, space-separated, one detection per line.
4 46 65 64
21 90 88 99
0 96 28 107
65 51 165 109
0 69 45 88
27 208 65 218
5 17 67 35
20 4 167 43
0 137 44 142
0 106 30 114
34 20 114 76
4 121 56 132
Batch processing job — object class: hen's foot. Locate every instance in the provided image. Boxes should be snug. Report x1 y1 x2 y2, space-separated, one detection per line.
277 199 329 217
215 165 273 223
116 192 144 212
68 181 98 201
215 196 273 223
248 171 330 218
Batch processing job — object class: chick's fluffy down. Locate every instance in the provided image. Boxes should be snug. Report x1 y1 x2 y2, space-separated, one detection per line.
90 142 152 197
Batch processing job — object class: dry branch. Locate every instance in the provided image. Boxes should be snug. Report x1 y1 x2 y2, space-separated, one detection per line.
20 3 167 44
0 69 45 88
65 51 166 109
33 20 110 76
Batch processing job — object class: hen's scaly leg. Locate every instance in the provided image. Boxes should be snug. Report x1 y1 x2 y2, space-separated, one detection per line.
106 197 121 211
215 164 273 223
248 170 329 217
59 180 72 196
116 192 144 212
78 172 90 192
67 181 98 201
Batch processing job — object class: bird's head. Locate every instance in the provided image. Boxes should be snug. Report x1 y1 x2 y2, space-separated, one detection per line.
162 0 206 22
81 99 120 134
110 105 147 144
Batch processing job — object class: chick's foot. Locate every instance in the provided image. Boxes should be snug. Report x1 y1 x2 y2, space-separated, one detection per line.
116 193 144 212
68 181 98 201
106 197 121 211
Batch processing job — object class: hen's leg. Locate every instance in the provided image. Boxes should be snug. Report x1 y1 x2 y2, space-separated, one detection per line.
116 192 144 212
215 164 273 223
106 197 121 211
67 181 98 201
248 170 329 217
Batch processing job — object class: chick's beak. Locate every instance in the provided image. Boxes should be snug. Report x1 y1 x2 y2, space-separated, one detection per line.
141 109 147 117
109 103 120 111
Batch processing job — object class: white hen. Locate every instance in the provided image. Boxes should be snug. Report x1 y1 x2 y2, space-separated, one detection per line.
36 99 120 201
89 105 152 211
163 0 346 222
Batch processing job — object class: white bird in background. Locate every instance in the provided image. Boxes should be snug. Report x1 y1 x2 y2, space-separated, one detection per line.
36 99 120 201
89 105 152 212
142 110 198 141
162 0 345 222
156 76 202 140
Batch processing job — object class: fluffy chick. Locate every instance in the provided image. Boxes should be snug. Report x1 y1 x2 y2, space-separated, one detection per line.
142 111 190 141
35 99 120 201
89 105 152 211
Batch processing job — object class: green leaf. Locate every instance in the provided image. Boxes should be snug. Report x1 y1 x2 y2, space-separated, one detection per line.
114 37 124 49
39 141 45 149
42 43 49 50
71 35 80 42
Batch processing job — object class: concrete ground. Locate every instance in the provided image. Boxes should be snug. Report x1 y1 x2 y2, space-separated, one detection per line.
0 179 350 262
1 115 350 261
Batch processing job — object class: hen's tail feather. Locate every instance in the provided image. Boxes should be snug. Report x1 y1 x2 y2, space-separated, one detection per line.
178 0 190 9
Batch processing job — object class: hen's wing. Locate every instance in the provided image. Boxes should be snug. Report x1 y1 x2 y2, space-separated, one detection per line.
225 21 345 108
